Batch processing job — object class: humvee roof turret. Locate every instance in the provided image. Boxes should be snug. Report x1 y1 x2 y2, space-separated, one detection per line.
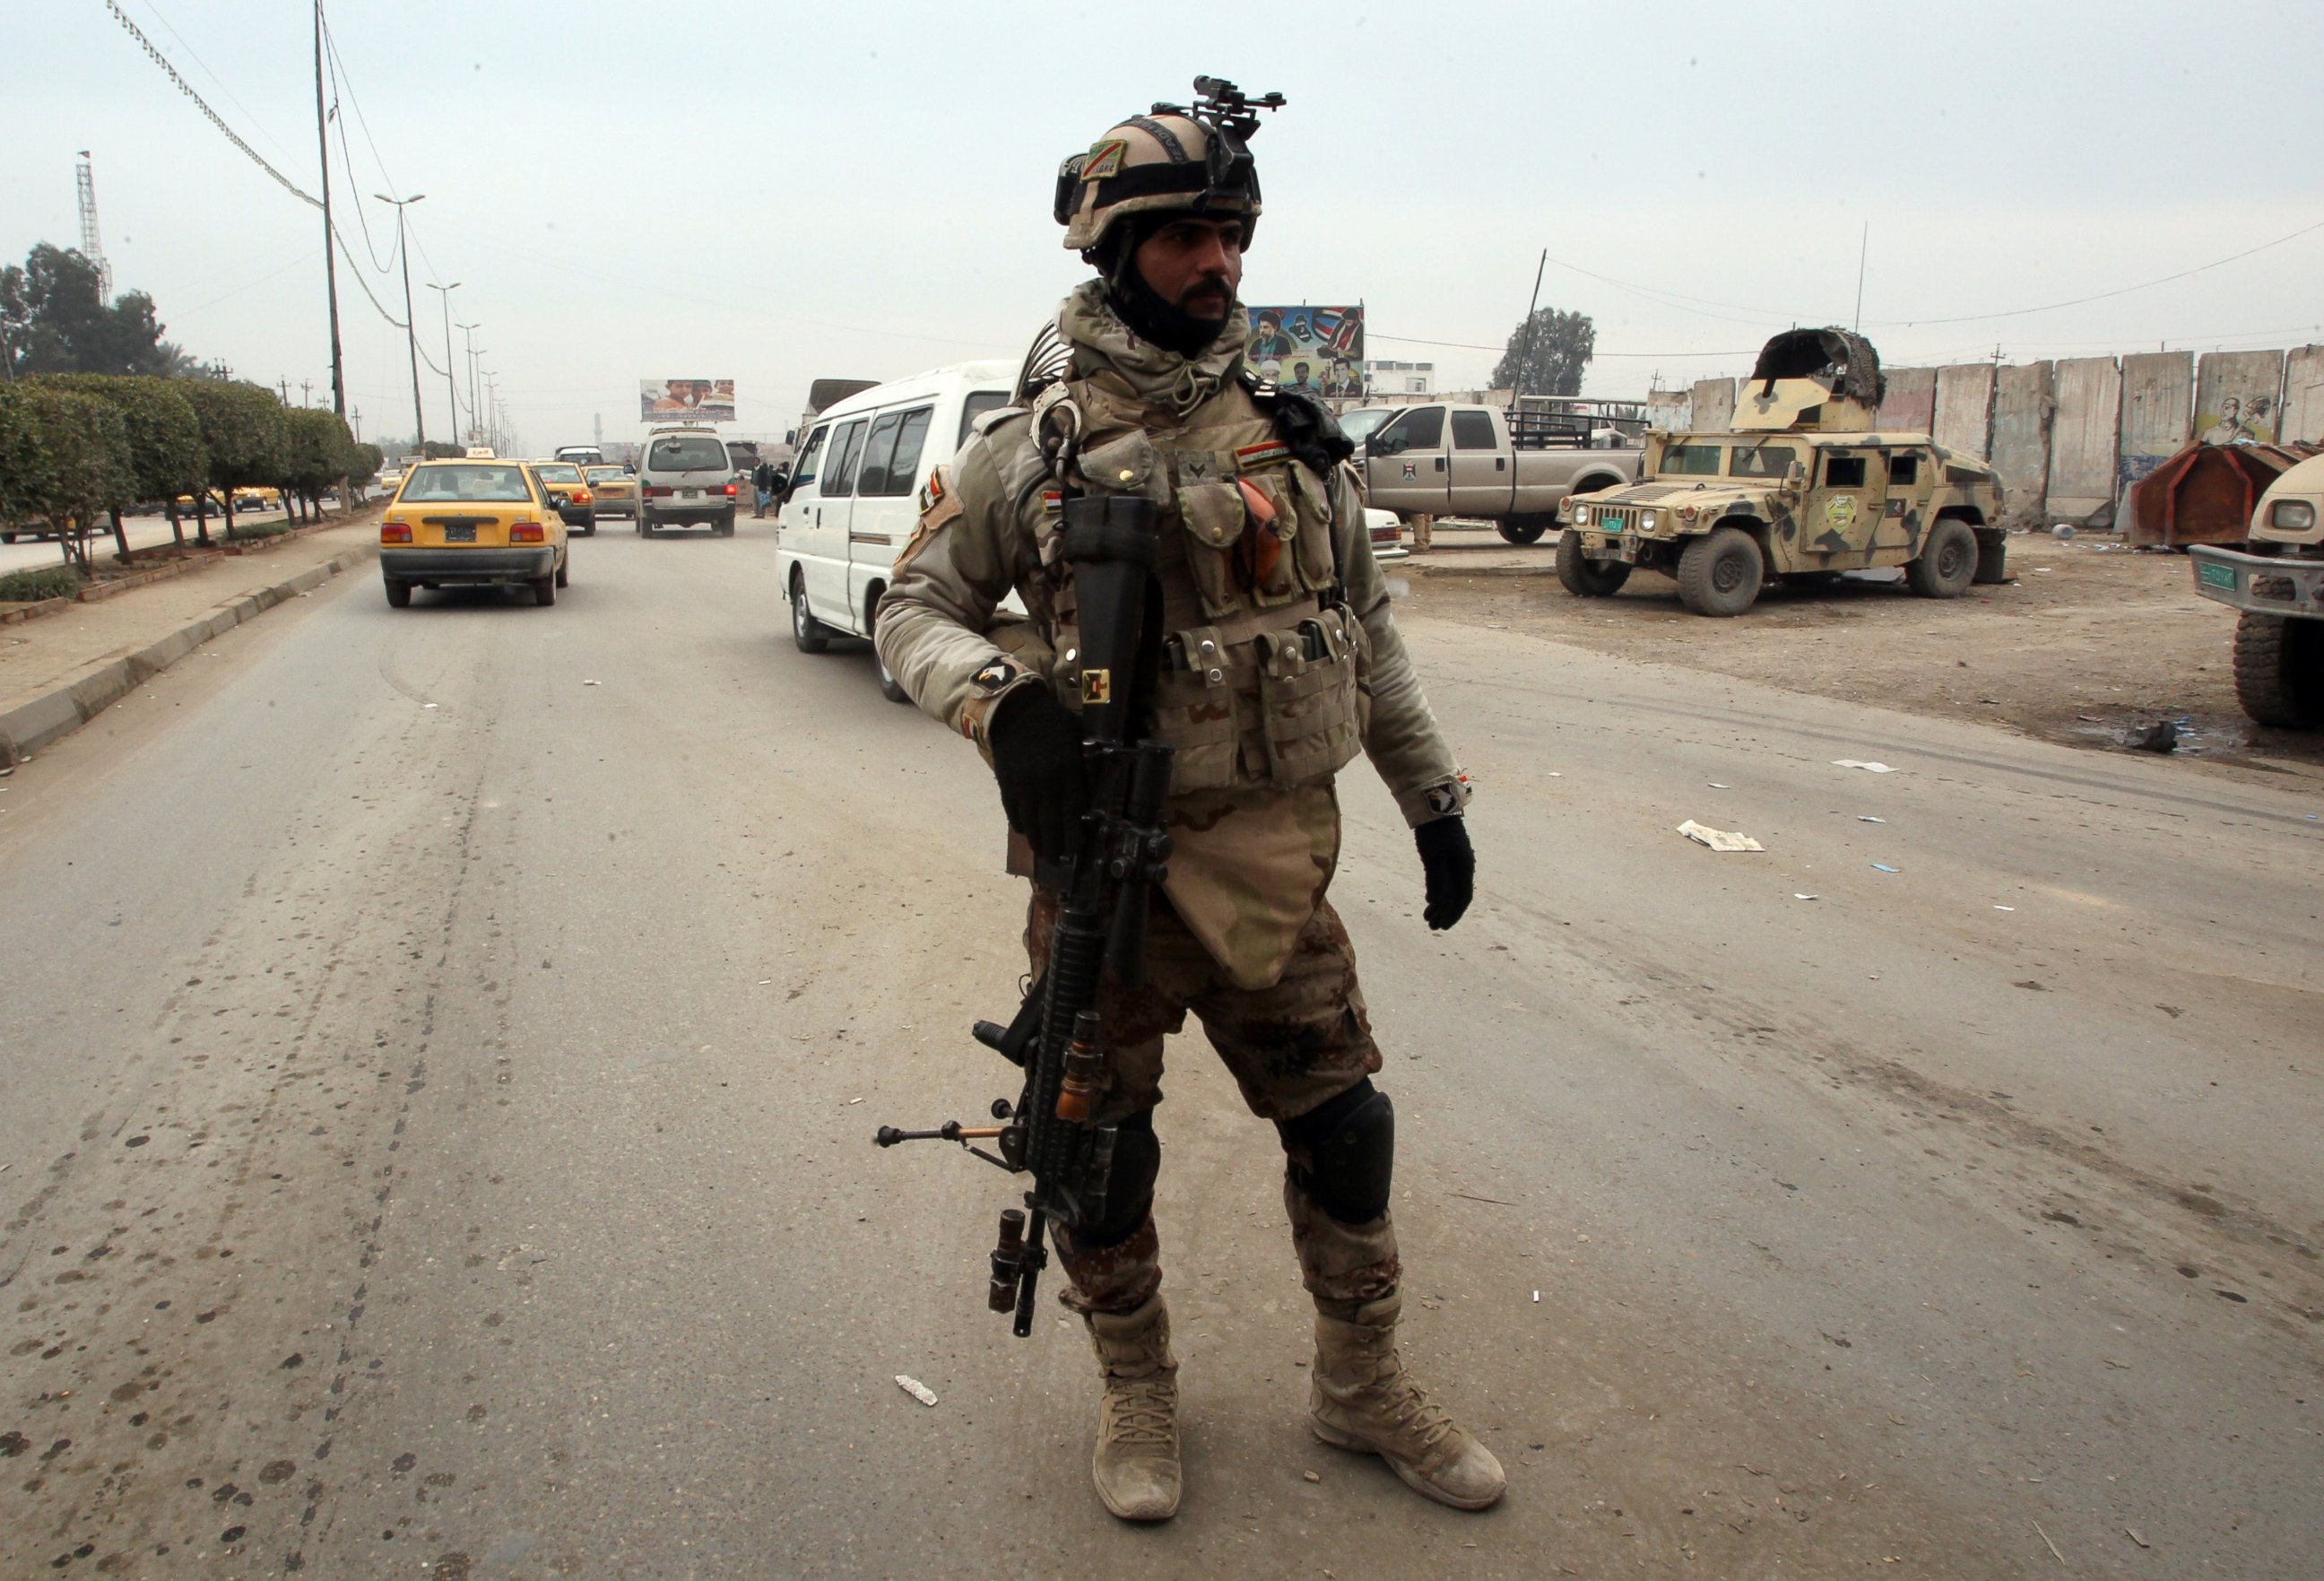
1556 328 2007 616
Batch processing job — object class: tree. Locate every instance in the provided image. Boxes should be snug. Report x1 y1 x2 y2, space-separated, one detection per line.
1488 306 1596 397
0 384 134 574
282 408 357 521
0 244 178 379
27 374 208 557
180 382 290 543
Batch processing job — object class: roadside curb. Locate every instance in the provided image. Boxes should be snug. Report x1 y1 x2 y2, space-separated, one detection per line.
0 543 378 766
1410 561 1556 579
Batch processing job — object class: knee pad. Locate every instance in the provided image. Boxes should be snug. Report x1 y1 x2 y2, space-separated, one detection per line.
1279 1079 1394 1224
1079 1109 1159 1248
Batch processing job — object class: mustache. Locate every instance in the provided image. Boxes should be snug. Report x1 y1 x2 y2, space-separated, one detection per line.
1177 274 1233 313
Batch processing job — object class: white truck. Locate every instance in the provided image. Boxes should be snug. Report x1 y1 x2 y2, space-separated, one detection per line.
1357 401 1643 544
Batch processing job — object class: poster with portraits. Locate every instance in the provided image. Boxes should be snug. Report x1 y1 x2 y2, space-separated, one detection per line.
640 378 737 423
1244 305 1364 397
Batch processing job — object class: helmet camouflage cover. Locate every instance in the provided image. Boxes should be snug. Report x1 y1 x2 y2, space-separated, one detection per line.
1054 78 1281 254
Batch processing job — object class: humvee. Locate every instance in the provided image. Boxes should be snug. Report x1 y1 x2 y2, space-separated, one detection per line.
1555 328 2007 616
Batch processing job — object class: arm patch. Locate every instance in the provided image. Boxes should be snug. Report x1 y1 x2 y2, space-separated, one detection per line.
894 465 964 573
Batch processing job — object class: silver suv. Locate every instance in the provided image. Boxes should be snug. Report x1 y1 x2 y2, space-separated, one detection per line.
637 427 738 536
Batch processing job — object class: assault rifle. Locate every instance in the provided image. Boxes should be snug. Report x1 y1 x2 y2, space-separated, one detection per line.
875 496 1174 1337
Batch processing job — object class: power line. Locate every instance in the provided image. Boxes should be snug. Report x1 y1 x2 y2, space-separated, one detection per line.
100 0 320 209
319 13 398 273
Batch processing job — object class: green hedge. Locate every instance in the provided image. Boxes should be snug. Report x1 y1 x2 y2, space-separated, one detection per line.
0 563 82 603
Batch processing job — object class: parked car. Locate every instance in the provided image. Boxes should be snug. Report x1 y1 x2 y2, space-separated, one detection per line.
377 459 569 607
776 360 1014 701
1365 506 1408 562
583 465 637 520
1360 402 1643 543
637 427 740 536
529 460 598 536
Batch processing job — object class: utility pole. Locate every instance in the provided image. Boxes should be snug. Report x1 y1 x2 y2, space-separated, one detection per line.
376 190 427 449
74 152 112 299
1852 222 1869 332
350 406 361 441
1518 247 1547 396
426 281 461 447
312 3 345 417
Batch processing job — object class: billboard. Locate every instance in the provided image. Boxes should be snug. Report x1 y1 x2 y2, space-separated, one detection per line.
640 378 736 423
1245 305 1365 397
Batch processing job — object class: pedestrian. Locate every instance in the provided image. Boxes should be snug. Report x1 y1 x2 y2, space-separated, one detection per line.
876 81 1497 1525
751 458 776 518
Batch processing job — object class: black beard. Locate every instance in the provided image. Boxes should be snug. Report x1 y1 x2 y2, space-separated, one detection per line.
1106 266 1231 358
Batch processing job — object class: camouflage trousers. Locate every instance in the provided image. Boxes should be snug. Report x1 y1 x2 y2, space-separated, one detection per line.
1025 886 1402 1317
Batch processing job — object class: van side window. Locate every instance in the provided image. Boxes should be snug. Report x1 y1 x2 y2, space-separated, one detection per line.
789 424 829 492
854 412 906 498
1450 410 1496 449
825 420 869 497
1824 455 1867 488
958 391 1009 448
875 407 934 496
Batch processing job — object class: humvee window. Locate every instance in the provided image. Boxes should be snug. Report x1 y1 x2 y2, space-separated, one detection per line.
1729 444 1798 480
1824 456 1868 488
1886 454 1920 484
1662 444 1722 476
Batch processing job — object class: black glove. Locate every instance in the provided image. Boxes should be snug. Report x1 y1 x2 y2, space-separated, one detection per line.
1415 816 1474 931
987 687 1088 864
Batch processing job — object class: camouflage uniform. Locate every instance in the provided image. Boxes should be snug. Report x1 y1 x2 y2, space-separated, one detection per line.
877 282 1467 1317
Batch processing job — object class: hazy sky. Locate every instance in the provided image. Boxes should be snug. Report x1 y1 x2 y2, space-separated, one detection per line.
8 1 2323 451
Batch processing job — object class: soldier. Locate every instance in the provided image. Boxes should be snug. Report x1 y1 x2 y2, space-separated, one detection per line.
875 84 1501 1524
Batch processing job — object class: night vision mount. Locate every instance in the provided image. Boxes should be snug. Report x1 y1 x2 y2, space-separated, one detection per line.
1160 76 1287 199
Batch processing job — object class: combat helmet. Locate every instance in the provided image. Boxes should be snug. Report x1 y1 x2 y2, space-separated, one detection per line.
1054 76 1285 256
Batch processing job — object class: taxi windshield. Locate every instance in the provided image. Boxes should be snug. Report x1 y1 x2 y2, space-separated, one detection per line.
534 464 584 483
398 465 533 503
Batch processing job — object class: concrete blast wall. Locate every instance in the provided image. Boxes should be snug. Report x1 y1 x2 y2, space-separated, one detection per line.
1990 362 2053 526
2196 350 2285 445
2118 352 2193 497
1876 367 1936 433
1689 378 1735 432
2281 346 2324 445
1932 364 1994 458
2046 357 2122 520
1646 390 1691 430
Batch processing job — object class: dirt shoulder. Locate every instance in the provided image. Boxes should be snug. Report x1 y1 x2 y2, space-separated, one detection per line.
1400 527 2324 781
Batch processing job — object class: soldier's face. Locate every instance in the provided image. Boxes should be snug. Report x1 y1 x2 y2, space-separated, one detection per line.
1135 218 1244 322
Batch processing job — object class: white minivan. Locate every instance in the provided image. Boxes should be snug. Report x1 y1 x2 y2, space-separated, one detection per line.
776 360 1015 701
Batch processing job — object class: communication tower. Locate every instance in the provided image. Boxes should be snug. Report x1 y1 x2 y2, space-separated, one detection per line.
75 151 113 299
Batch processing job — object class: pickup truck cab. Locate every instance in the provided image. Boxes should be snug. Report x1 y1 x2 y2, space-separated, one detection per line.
1359 401 1642 543
776 361 1014 702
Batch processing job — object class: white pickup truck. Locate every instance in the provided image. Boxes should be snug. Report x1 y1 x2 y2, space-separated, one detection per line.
1356 401 1643 544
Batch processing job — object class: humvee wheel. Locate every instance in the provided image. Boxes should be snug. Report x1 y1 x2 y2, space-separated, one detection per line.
2233 611 2324 728
1973 531 2009 585
1907 518 1978 598
1676 526 1765 617
1556 529 1630 596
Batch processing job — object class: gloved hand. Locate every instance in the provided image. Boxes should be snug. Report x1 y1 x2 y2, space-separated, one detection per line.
1414 816 1474 931
987 686 1088 864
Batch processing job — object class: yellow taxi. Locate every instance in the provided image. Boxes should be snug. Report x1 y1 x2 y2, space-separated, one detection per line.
378 459 569 608
528 460 599 537
582 464 636 521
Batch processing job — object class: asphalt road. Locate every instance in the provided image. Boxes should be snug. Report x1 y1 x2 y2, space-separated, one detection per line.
2 518 2318 1578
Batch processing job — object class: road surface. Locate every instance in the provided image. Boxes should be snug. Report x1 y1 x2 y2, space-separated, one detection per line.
2 519 2317 1577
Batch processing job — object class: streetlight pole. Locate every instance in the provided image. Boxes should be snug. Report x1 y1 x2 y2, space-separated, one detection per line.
313 0 344 418
455 320 481 444
426 280 461 446
481 371 500 454
374 191 426 450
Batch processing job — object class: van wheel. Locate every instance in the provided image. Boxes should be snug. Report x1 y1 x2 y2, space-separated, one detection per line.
791 569 828 654
1676 526 1765 616
1498 516 1551 545
1555 529 1629 595
1907 518 1977 598
869 596 911 703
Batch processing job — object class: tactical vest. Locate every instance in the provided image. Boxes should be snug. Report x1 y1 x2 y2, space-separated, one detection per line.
1028 374 1366 795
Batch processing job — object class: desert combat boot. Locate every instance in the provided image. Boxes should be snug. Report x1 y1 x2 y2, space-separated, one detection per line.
1310 1292 1506 1509
1084 1294 1182 1521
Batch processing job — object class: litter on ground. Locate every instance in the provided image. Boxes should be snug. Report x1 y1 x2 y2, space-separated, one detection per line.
1677 821 1764 853
1794 893 1818 900
1871 863 1901 873
1858 815 1887 823
1832 760 1896 773
894 1375 940 1407
1994 905 2016 911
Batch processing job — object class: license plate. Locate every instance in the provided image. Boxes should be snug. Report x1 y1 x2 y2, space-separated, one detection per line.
2198 560 2237 591
445 525 476 543
681 489 699 499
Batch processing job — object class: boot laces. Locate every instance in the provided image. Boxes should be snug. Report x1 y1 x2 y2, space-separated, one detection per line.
1356 1357 1460 1460
1106 1377 1176 1447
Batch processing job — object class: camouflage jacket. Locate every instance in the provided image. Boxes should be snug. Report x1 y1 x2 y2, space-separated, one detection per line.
876 283 1467 987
